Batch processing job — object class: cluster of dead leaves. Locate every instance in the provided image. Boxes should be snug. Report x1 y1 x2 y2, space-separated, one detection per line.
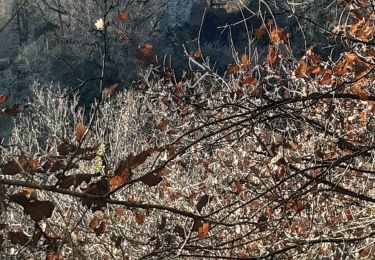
78 178 110 211
293 50 373 89
108 147 164 189
347 17 373 41
0 157 39 175
266 45 279 68
226 54 252 74
89 214 109 236
57 139 99 160
254 20 289 45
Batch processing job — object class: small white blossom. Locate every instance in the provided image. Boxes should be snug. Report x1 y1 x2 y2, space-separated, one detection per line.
95 18 105 30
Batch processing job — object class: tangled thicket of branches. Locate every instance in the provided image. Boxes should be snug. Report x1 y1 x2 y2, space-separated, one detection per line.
1 0 375 259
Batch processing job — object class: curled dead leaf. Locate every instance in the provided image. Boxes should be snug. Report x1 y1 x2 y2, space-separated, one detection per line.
75 122 85 143
241 54 250 66
295 60 307 78
103 83 119 95
198 222 210 238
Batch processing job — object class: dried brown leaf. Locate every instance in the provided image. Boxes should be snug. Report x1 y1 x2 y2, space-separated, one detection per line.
0 95 6 104
135 211 145 225
108 175 127 188
89 216 100 230
103 83 119 95
196 194 209 213
0 103 29 116
7 231 29 245
198 223 210 238
1 160 23 175
95 220 108 236
24 200 55 222
75 122 85 143
295 60 307 78
116 11 130 23
255 24 267 39
141 173 162 187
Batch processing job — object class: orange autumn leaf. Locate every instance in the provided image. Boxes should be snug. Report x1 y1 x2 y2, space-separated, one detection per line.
46 253 63 260
270 28 288 44
242 77 257 86
266 45 278 68
344 52 357 64
75 122 85 143
136 43 153 61
115 207 125 214
309 65 321 74
317 68 332 75
241 54 250 65
0 95 6 104
19 157 39 171
295 60 307 78
353 85 369 100
289 142 298 151
349 18 362 35
334 61 350 76
103 83 119 95
94 220 108 236
116 11 130 23
357 19 372 40
359 111 367 125
198 222 210 238
21 187 36 195
176 81 183 91
157 118 169 132
89 216 100 230
318 75 332 85
308 54 322 63
194 50 202 58
108 175 127 188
